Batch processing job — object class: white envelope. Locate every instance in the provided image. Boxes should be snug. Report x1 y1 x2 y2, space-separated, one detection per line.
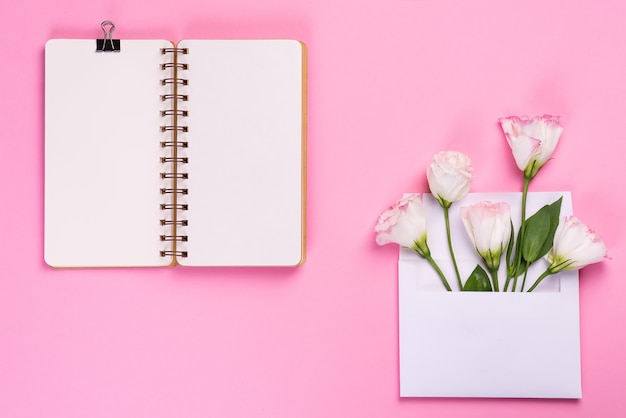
399 192 581 398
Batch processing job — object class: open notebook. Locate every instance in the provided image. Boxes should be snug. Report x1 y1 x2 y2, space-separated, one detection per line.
45 38 306 268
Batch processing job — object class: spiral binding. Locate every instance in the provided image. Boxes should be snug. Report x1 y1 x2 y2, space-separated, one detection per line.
160 126 188 133
161 94 189 102
160 235 188 242
160 172 189 179
160 203 188 210
160 157 188 163
160 188 188 195
160 250 188 257
160 219 188 226
160 141 188 148
161 94 188 102
161 110 188 117
161 47 189 54
160 46 189 259
161 63 189 70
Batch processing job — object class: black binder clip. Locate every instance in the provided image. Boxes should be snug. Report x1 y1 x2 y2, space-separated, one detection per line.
96 20 121 52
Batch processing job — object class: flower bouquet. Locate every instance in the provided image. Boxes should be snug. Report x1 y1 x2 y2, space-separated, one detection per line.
376 116 607 293
376 116 607 398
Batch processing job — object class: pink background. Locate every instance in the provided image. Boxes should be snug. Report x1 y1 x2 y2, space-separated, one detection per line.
1 0 624 416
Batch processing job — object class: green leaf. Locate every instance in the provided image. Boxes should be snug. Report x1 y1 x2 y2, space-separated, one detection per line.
463 265 493 292
522 197 563 264
521 197 563 263
522 205 551 263
536 197 562 259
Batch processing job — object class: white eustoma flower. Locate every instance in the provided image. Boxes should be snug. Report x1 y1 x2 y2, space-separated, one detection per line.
427 151 473 208
375 193 452 291
499 115 563 179
546 216 607 272
460 201 512 270
375 194 429 256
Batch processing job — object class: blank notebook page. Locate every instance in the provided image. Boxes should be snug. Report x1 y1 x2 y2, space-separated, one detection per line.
45 39 173 267
176 40 305 266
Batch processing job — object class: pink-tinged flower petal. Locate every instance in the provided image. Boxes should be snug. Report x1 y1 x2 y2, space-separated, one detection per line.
546 216 607 271
505 134 541 172
499 116 523 138
375 194 428 250
499 115 563 178
521 115 563 166
427 151 473 206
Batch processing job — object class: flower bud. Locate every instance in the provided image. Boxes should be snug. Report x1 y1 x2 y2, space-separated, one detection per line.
460 201 512 270
427 151 473 208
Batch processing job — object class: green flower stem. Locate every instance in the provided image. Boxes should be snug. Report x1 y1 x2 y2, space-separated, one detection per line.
513 260 528 292
489 267 500 292
527 269 554 292
503 276 511 292
520 263 529 292
422 253 452 291
511 176 531 281
443 205 463 290
521 176 530 228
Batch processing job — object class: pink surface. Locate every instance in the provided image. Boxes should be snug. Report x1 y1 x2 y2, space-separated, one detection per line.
1 0 624 416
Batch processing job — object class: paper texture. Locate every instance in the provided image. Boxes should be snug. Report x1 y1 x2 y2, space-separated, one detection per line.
177 40 305 267
399 192 581 398
45 39 173 267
